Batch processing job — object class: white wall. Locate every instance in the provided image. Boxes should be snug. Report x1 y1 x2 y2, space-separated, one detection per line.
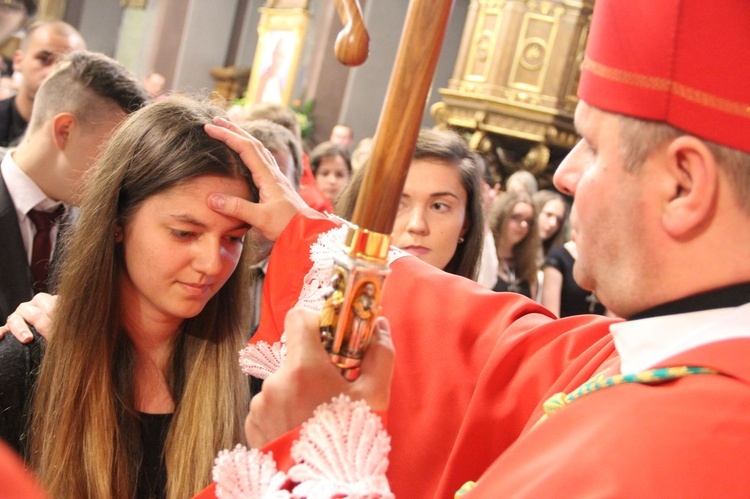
172 0 239 94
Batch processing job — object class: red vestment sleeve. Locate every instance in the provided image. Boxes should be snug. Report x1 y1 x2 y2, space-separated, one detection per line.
253 210 336 346
0 441 48 498
191 483 216 499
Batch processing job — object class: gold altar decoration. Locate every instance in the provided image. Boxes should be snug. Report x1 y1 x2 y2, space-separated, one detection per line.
432 0 594 185
210 65 250 102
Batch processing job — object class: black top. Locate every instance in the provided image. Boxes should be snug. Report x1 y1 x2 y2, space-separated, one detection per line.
0 96 28 148
138 413 171 499
0 331 171 499
0 328 44 456
493 276 532 298
544 245 606 317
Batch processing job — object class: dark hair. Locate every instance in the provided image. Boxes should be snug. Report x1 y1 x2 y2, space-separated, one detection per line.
310 141 352 175
336 128 484 280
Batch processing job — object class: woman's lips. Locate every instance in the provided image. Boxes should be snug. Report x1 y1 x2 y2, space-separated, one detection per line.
179 281 213 296
402 245 429 256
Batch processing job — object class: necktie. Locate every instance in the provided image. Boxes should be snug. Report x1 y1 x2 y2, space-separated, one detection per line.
27 205 65 294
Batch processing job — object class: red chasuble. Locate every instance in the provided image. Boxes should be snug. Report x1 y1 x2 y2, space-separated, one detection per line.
467 338 750 497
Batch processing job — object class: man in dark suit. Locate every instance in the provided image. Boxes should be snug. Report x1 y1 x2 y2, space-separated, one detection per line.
0 50 148 322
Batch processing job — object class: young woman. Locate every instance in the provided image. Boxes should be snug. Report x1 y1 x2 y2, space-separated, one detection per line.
532 189 569 260
310 141 351 205
4 96 258 498
490 191 540 298
336 128 484 280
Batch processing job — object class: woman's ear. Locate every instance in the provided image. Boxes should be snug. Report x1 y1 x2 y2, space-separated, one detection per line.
114 223 124 243
460 219 470 238
661 136 718 239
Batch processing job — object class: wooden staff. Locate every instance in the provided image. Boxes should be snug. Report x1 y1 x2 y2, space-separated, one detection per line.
351 0 454 233
323 0 455 379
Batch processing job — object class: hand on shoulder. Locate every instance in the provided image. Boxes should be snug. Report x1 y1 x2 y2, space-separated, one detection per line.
0 293 57 344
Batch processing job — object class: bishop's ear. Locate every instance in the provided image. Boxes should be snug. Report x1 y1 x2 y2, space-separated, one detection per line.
661 135 718 239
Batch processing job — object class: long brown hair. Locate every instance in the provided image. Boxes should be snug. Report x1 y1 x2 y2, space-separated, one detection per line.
29 96 255 498
490 191 540 287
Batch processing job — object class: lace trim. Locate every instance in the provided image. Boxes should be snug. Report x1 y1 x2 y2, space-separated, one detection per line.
239 218 410 379
213 446 290 499
239 336 287 379
213 395 393 499
296 224 350 313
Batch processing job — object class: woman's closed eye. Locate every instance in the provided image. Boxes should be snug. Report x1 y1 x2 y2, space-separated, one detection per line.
170 229 196 240
224 234 246 244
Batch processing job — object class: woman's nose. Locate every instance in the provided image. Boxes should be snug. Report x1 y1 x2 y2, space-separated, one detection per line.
193 238 222 276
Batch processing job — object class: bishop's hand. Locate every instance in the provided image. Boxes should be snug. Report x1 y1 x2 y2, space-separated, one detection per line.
204 117 311 242
244 307 394 449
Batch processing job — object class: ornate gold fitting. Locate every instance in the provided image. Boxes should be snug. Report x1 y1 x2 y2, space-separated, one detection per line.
344 225 391 263
319 225 391 381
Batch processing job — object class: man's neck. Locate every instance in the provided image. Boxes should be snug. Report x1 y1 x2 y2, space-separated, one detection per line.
11 136 64 203
13 89 33 122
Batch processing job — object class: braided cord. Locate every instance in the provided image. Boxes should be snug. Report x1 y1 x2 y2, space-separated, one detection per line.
543 366 719 417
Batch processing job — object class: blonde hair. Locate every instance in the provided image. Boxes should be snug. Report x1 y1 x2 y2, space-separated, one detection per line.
29 96 254 498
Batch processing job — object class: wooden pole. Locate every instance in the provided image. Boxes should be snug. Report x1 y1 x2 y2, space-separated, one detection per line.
351 0 455 234
322 0 456 380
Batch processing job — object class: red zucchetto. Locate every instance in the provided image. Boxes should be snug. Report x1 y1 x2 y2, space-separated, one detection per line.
578 0 750 155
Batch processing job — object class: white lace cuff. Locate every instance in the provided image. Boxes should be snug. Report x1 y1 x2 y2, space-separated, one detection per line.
213 395 393 499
